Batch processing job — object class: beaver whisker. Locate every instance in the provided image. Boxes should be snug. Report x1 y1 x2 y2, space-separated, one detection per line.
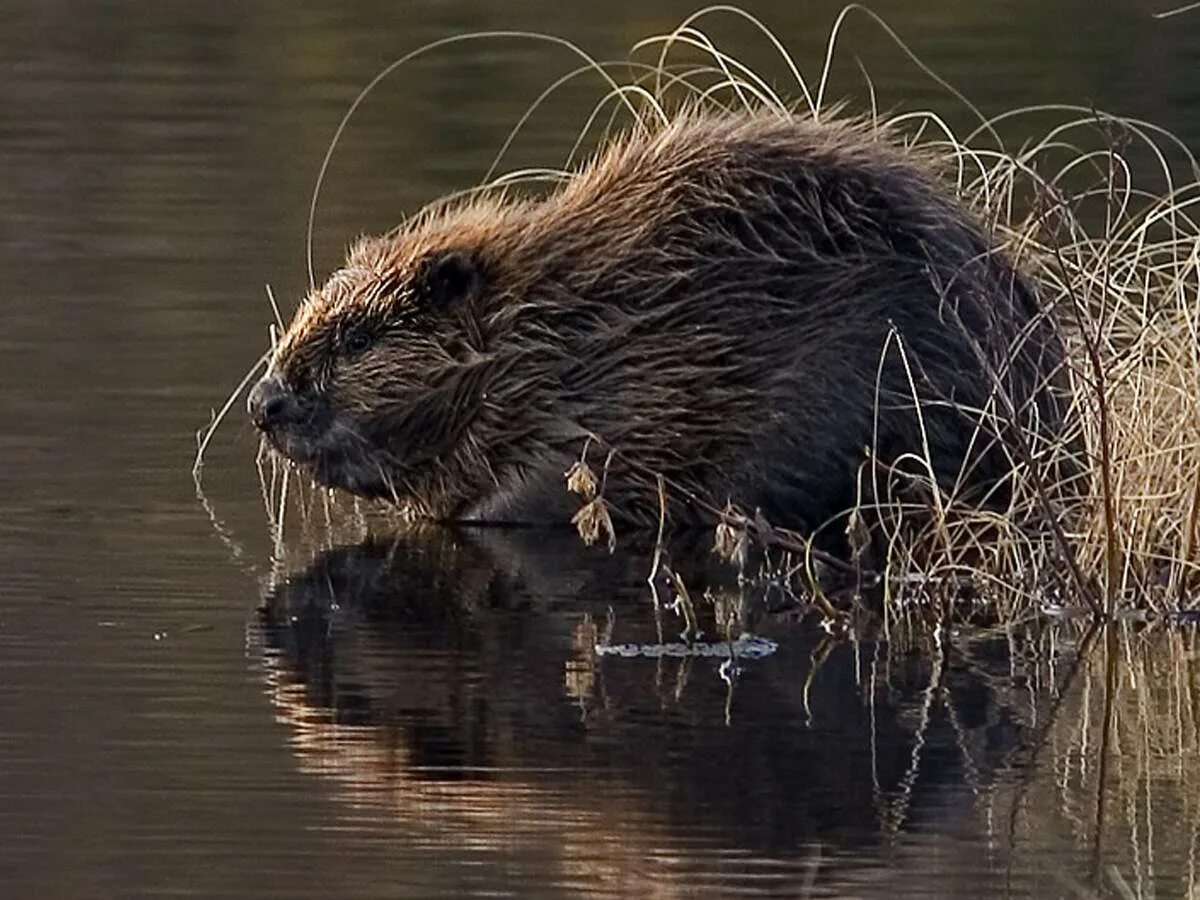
265 283 285 332
193 348 270 481
371 458 401 506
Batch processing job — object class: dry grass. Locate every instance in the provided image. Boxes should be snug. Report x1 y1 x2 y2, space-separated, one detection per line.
195 6 1200 621
837 616 1200 895
541 5 1200 620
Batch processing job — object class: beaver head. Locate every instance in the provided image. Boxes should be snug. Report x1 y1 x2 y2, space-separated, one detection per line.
248 120 720 524
247 197 543 518
248 114 1067 529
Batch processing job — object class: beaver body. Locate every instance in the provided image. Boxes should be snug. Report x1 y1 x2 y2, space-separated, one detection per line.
249 113 1067 532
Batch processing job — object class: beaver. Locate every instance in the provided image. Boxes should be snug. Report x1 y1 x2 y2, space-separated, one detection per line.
247 112 1069 532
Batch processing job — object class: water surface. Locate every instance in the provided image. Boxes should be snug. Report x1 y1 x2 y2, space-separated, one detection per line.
3 2 1200 897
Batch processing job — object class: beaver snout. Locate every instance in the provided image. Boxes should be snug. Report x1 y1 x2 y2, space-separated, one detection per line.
247 376 302 432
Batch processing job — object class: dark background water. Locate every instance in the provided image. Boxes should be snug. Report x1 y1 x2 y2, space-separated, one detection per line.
3 2 1200 897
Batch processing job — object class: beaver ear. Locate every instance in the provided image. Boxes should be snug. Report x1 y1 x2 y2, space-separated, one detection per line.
417 249 484 308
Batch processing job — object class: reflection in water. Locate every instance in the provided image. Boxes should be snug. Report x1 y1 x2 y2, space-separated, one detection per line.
252 528 1200 897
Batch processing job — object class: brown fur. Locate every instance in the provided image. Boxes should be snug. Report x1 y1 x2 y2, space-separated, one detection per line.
248 112 1069 532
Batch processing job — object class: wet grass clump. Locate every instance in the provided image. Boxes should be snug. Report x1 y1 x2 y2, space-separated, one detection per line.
196 6 1200 625
537 7 1200 622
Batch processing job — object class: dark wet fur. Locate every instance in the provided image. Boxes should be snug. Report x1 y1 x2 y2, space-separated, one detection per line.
257 113 1069 532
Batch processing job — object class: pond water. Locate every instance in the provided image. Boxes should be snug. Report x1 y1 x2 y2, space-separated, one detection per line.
3 2 1200 897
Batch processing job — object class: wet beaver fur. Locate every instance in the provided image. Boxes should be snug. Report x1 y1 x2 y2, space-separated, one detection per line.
248 113 1068 532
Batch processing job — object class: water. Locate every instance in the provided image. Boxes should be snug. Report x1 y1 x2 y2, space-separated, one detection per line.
3 2 1200 897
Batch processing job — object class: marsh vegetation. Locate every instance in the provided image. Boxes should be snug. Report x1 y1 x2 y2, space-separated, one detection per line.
198 7 1200 629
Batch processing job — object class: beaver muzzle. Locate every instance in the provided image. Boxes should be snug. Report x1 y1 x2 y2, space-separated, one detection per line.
247 375 331 466
247 376 301 432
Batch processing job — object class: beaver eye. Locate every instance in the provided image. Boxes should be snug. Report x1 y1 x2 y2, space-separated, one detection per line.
343 329 373 356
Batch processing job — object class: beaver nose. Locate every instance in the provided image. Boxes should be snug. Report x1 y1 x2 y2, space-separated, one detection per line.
247 376 300 431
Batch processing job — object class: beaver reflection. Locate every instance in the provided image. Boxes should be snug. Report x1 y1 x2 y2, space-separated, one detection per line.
254 528 1042 876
